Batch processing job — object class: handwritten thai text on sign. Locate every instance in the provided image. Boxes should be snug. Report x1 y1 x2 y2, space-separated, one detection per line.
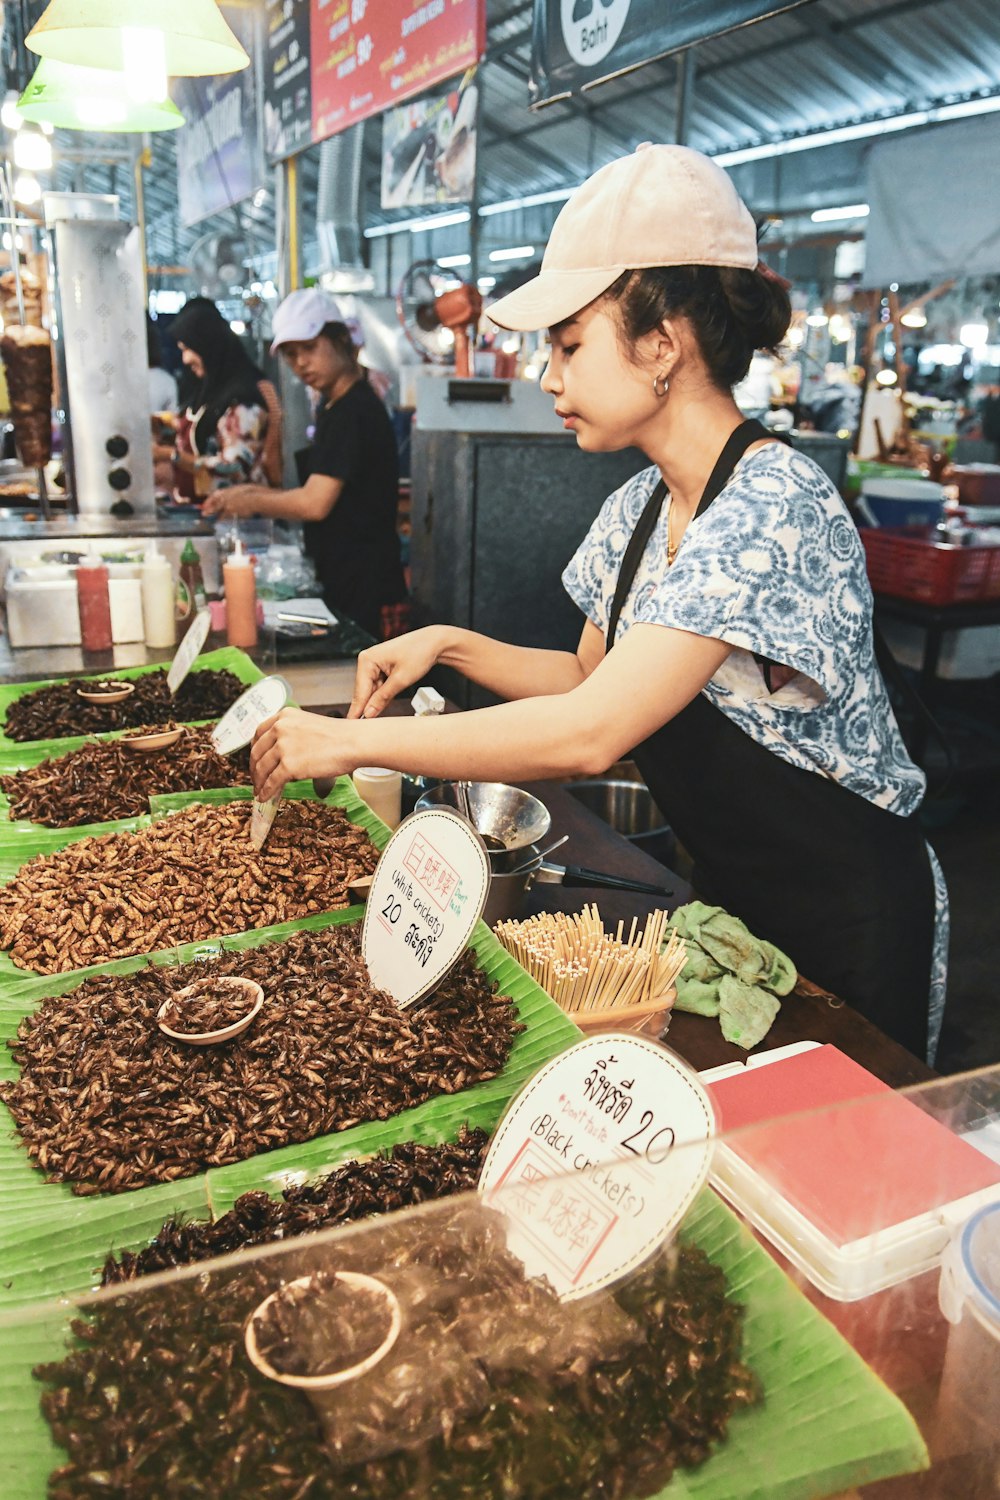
480 1034 716 1298
362 808 489 1008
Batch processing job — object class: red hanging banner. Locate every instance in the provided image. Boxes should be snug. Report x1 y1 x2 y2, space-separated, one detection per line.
310 0 484 145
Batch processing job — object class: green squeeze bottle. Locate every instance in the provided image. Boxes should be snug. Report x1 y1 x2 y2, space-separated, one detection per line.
175 537 208 623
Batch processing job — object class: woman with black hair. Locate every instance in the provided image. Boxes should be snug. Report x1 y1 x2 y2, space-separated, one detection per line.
245 147 946 1062
157 297 277 501
204 289 405 639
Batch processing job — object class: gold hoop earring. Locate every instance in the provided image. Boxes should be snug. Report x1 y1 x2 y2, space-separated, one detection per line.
652 372 669 398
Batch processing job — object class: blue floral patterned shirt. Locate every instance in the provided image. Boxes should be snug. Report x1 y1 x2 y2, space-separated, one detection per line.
563 441 926 815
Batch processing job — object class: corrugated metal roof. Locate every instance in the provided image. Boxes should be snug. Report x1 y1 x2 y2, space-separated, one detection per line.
33 0 1000 286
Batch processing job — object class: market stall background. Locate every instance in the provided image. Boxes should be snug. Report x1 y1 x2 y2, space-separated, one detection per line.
1 0 995 308
0 0 996 1081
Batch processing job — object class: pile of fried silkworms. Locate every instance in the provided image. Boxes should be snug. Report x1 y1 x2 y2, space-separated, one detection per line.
0 925 523 1192
2 667 246 741
101 1130 491 1283
0 728 251 826
0 800 380 972
37 1202 759 1499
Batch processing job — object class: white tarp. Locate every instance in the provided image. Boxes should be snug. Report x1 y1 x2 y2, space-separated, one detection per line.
863 115 1000 287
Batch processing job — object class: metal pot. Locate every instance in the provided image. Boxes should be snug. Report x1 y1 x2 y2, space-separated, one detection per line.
565 778 675 867
481 852 543 926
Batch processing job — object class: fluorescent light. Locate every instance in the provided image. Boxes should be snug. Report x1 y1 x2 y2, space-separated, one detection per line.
489 245 535 263
13 128 51 171
13 172 41 205
437 253 471 269
713 115 929 165
149 289 185 314
960 323 989 349
477 275 496 291
364 209 471 239
936 95 1000 122
713 93 1000 167
811 203 869 223
479 186 575 217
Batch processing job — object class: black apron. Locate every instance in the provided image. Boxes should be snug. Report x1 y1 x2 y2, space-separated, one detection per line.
607 420 935 1057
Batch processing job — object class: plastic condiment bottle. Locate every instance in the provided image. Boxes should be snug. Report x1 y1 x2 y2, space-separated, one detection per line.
76 553 112 652
352 767 403 829
175 537 207 624
223 538 258 648
140 541 176 648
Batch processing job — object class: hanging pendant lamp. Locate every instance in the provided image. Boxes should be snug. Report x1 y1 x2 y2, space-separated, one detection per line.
25 0 249 78
18 58 185 132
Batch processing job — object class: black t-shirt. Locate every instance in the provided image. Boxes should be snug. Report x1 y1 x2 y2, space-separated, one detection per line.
298 379 405 636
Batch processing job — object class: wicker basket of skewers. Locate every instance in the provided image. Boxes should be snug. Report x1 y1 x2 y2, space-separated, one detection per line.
494 904 686 1038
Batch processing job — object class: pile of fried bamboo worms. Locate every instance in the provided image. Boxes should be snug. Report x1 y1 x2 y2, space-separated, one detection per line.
494 904 687 1015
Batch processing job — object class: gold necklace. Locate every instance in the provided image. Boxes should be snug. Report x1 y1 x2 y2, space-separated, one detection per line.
667 500 678 566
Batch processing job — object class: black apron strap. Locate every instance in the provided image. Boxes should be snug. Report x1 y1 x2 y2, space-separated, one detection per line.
606 419 773 651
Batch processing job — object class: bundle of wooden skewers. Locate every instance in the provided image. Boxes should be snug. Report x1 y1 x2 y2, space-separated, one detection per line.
494 905 687 1034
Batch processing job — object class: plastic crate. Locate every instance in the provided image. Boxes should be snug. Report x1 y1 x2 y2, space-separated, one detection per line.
862 525 1000 605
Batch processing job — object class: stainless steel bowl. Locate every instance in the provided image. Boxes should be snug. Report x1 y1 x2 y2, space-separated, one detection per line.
414 781 551 854
566 778 675 866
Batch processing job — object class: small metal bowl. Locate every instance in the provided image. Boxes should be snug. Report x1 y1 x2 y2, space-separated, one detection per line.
415 782 551 854
76 680 136 705
121 725 186 753
157 976 264 1046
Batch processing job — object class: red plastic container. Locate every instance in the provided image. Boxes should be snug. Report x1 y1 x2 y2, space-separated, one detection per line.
861 526 1000 606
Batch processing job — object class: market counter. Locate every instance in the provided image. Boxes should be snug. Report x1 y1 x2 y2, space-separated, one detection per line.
0 618 373 704
320 705 933 1090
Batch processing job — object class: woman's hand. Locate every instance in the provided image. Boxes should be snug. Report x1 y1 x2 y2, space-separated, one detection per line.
250 708 355 800
348 628 447 719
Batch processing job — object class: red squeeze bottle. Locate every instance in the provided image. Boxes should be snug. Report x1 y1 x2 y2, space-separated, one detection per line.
76 553 113 651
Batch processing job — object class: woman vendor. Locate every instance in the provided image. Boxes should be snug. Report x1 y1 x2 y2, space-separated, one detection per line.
203 288 406 640
248 145 947 1062
156 297 275 500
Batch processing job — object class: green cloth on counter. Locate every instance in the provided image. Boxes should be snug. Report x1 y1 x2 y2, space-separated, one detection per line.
666 902 796 1049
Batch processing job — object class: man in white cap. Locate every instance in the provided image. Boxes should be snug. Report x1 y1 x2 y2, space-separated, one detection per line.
204 288 405 638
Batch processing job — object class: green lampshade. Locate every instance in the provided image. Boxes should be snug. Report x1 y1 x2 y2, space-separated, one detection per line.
18 58 185 133
25 0 249 77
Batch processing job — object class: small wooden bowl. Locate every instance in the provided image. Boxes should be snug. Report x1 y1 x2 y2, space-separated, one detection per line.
121 726 186 753
157 976 264 1046
77 680 136 704
569 990 675 1040
244 1272 402 1389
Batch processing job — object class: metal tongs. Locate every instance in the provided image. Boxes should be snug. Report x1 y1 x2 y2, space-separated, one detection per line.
535 861 675 898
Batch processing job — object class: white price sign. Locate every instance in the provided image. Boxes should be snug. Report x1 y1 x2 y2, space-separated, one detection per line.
250 790 283 850
361 808 490 1009
210 675 292 755
166 608 212 696
479 1034 716 1300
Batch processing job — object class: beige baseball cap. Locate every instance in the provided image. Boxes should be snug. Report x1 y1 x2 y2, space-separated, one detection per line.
487 143 758 332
